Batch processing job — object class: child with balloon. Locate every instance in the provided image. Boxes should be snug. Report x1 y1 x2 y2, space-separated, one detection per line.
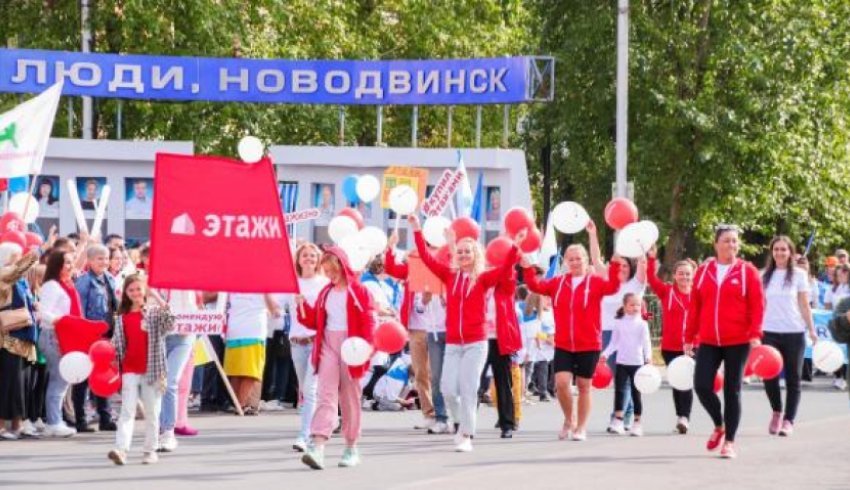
408 214 527 453
646 246 696 434
107 274 175 466
296 246 376 470
600 292 652 437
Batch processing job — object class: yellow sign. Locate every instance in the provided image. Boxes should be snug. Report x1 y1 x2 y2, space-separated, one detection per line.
381 166 429 208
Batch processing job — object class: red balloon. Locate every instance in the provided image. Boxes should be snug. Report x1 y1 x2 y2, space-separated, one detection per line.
451 217 480 242
0 212 25 234
520 227 542 253
592 362 613 389
744 362 754 377
486 236 514 267
503 207 535 237
338 208 365 230
436 245 452 266
714 371 724 393
373 320 408 354
88 340 116 367
747 345 783 380
89 366 122 398
24 231 43 250
604 198 639 230
1 230 26 249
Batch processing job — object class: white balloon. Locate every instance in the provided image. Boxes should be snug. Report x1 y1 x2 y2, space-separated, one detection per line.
237 135 265 163
8 192 39 224
356 175 381 203
339 234 372 272
666 355 695 391
358 226 388 257
634 364 662 394
341 336 372 366
389 185 418 215
422 216 451 247
328 215 359 244
371 351 390 367
59 352 93 384
551 201 589 234
615 221 658 258
813 341 845 373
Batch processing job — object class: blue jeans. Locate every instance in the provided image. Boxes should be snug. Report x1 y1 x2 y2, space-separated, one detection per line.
426 332 448 422
602 330 633 422
160 334 195 431
38 329 68 426
290 340 318 441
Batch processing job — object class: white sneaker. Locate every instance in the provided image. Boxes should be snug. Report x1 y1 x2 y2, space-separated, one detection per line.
108 449 127 465
453 431 464 446
571 429 587 441
292 438 308 452
428 421 451 434
455 437 473 452
833 378 848 391
158 430 178 452
607 418 625 435
676 417 689 434
142 451 159 465
33 419 46 433
262 400 285 412
44 423 76 438
0 430 19 440
629 422 643 437
20 421 40 438
414 417 436 430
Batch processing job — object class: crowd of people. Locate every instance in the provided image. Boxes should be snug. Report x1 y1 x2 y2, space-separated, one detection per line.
0 217 848 468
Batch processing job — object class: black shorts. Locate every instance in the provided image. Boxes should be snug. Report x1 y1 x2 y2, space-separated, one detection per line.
553 349 600 379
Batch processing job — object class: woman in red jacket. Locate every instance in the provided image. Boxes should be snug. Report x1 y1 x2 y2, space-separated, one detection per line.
646 247 695 434
297 246 376 470
408 214 525 453
684 225 765 459
521 233 621 442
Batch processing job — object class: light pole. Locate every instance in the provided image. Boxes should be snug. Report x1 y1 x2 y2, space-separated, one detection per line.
615 0 629 198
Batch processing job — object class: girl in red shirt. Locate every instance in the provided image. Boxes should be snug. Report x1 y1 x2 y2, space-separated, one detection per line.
521 232 620 442
646 247 695 434
108 275 174 466
409 214 525 453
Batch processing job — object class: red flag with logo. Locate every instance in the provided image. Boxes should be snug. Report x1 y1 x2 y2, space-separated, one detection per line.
148 153 298 293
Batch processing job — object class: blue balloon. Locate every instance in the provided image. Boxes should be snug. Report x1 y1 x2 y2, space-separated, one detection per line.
9 176 29 194
342 174 360 204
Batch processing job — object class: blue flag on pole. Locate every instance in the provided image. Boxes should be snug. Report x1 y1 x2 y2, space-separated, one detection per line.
470 172 484 225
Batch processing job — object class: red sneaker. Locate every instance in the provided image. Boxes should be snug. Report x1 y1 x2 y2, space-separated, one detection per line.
174 426 199 437
706 428 725 451
720 441 737 459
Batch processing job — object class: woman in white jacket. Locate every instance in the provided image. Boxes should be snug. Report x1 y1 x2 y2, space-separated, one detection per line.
36 251 82 438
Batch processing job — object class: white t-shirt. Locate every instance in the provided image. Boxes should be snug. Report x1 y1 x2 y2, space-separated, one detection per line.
409 293 447 333
364 280 394 312
716 263 732 283
763 268 809 333
601 277 646 331
825 283 850 309
601 314 652 366
325 289 348 332
226 294 269 341
278 275 330 339
571 275 584 289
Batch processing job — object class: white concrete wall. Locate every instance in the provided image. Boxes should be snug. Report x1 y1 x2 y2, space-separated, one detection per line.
35 140 532 247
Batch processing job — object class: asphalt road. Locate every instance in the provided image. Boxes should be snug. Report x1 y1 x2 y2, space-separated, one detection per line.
1 378 848 490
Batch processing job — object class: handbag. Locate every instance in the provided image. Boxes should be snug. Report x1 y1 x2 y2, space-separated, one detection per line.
0 307 32 332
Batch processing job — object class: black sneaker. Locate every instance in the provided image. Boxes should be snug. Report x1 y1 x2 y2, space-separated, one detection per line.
453 423 460 434
500 428 513 439
99 420 117 432
76 423 96 433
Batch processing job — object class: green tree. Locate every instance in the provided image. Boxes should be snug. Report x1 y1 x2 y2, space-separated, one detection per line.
527 0 850 271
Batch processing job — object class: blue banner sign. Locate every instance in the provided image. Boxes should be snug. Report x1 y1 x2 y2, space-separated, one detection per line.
0 49 539 105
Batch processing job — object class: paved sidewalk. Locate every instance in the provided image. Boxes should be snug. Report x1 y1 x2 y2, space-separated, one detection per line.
1 380 847 490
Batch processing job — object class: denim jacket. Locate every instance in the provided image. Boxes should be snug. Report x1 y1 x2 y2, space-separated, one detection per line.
75 272 118 332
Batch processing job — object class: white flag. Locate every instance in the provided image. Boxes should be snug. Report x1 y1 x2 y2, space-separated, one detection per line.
537 212 558 268
0 81 63 178
454 150 474 217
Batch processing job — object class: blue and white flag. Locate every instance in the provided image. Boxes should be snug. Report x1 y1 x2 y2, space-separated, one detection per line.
279 182 299 235
470 171 484 226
